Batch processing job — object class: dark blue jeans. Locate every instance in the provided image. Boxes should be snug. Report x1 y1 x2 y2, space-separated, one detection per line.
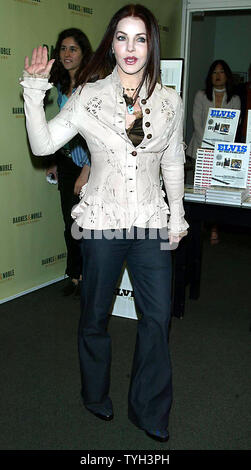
57 154 82 279
78 228 172 431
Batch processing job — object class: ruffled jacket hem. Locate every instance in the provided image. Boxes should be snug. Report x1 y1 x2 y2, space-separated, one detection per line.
71 184 187 233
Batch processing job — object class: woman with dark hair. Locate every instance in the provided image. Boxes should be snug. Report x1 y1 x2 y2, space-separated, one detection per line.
50 28 92 94
205 59 235 103
21 4 188 442
46 28 92 295
187 60 240 244
187 60 240 161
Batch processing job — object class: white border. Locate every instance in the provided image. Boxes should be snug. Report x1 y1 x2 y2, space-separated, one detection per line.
0 276 65 304
185 0 251 11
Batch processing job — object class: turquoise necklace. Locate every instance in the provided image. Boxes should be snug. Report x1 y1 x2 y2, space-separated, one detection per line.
123 87 137 115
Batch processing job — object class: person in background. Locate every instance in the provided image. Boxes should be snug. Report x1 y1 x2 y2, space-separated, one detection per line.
187 60 241 244
46 28 92 295
21 4 188 442
236 63 251 142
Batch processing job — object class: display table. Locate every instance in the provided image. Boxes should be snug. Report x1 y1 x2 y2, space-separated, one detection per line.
171 198 251 318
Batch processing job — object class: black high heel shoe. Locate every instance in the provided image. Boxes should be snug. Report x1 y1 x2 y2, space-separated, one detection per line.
145 429 169 442
91 411 114 421
86 406 114 421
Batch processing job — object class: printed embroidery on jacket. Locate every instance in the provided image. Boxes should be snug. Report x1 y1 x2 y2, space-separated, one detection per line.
86 97 102 117
161 99 175 122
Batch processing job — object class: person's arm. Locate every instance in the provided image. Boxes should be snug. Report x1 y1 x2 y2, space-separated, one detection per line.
232 94 241 110
74 164 90 195
20 46 79 156
160 95 189 245
192 90 206 146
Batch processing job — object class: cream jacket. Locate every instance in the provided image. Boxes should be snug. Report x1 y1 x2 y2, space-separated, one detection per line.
21 67 188 235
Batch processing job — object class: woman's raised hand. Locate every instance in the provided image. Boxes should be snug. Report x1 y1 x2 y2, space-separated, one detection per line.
24 46 55 76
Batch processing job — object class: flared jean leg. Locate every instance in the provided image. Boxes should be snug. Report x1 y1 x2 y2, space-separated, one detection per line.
126 234 172 431
79 234 128 413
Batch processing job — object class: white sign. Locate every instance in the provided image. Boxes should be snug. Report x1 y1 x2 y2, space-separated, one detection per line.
211 142 250 188
202 108 240 149
112 265 137 320
160 59 183 94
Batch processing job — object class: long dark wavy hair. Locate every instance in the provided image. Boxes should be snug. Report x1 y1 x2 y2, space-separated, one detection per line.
205 59 235 103
50 28 92 94
79 4 161 101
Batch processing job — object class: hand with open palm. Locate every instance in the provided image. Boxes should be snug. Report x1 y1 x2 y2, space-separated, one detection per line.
24 45 55 76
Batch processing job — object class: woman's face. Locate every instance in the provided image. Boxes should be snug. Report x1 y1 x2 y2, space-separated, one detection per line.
211 63 227 88
59 37 83 73
112 16 148 81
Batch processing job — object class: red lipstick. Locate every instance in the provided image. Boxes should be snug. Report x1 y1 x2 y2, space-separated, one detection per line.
124 56 138 65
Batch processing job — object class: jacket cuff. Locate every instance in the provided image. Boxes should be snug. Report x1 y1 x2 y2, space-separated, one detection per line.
19 73 53 91
167 200 189 236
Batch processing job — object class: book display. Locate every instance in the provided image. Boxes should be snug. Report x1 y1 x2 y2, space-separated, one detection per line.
184 185 250 207
211 142 250 189
194 148 214 188
205 186 249 206
184 185 206 202
201 107 240 149
190 107 251 208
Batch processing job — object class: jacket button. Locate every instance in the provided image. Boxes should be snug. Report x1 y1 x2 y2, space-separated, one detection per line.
141 99 147 105
145 122 150 127
131 151 137 156
145 108 150 114
147 134 152 139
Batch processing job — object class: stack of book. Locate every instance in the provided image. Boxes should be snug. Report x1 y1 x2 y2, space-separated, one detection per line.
205 186 249 206
184 185 206 202
194 148 214 188
194 149 251 196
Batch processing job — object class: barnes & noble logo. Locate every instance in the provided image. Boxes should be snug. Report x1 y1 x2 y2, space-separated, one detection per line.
0 48 11 55
0 163 13 176
42 252 67 267
0 269 15 282
1 47 11 60
12 107 24 118
13 212 42 226
68 3 93 16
